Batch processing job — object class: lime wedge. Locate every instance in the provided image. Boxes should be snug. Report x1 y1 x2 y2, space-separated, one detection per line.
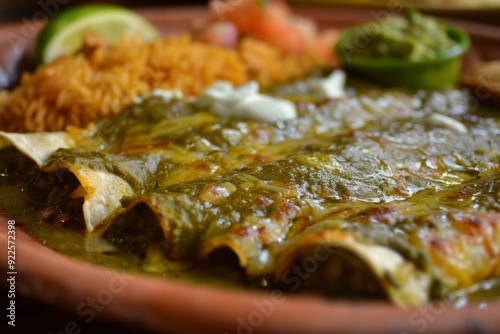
35 4 159 64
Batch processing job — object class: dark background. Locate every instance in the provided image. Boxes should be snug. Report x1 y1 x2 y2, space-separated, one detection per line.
2 0 500 27
0 0 208 25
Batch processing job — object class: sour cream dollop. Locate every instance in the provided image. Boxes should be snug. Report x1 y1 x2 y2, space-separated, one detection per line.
307 70 346 99
196 81 297 122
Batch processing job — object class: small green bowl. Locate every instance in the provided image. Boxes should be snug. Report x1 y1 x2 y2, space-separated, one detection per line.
334 24 470 90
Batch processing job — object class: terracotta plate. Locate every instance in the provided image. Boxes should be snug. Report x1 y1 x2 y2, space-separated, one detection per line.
1 6 500 334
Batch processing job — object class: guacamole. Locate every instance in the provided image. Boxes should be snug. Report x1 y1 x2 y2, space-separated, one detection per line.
358 11 458 61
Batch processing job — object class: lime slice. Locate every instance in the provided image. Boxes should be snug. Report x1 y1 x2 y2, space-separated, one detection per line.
35 4 159 64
